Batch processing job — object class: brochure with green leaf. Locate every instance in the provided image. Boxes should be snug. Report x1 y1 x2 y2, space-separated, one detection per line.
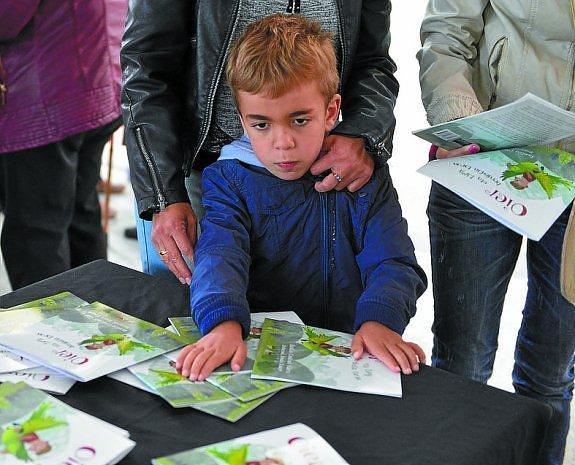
414 93 575 240
0 302 188 382
206 372 293 402
0 292 89 373
0 382 135 464
169 312 303 375
127 356 269 422
252 319 402 397
127 355 233 408
418 146 575 240
152 423 349 465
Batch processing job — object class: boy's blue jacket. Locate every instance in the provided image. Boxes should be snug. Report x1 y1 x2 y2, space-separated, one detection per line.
192 136 427 337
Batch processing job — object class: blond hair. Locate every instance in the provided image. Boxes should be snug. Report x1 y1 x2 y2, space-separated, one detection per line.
226 14 339 103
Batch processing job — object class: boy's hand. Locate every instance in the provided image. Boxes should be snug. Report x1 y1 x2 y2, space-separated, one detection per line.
351 321 426 375
175 321 246 381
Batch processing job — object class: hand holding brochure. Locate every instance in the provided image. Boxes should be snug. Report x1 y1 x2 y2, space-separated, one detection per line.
152 423 349 465
0 382 134 464
414 93 575 240
252 319 402 397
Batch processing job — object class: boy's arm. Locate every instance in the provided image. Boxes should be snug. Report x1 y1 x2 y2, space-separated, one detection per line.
177 163 252 381
353 167 428 373
331 0 399 163
190 163 252 339
0 0 41 41
417 0 489 125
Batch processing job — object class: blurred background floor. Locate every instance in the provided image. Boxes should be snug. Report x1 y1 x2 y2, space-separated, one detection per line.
0 1 573 462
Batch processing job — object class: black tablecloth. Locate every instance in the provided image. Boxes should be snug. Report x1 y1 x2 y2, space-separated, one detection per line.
0 260 551 465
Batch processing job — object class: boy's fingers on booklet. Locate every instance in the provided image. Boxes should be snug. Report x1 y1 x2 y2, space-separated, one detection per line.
230 343 247 373
190 347 216 381
179 345 204 377
351 336 364 360
386 344 413 375
436 144 480 159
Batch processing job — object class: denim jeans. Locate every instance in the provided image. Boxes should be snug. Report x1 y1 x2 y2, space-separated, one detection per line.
428 182 575 465
135 169 205 282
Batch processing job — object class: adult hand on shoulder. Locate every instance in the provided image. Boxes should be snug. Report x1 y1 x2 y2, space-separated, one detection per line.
310 134 374 193
175 321 247 382
436 143 480 159
351 321 426 375
152 202 197 285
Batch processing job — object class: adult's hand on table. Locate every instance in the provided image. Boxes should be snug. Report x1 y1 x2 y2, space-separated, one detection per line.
152 202 197 285
311 135 374 193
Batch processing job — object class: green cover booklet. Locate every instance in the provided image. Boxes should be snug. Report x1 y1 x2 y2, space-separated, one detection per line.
152 423 349 465
252 319 402 397
0 382 135 464
0 302 188 382
127 355 270 422
0 292 89 374
414 93 575 240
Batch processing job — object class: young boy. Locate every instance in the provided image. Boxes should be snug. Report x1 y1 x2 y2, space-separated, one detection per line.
176 14 427 382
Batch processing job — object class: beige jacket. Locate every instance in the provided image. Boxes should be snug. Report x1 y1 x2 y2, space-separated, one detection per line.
418 0 575 302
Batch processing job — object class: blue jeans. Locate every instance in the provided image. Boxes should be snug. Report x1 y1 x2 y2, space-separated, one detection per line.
428 182 575 465
136 169 205 282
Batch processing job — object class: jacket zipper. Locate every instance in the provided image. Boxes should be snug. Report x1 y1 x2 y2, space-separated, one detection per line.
136 127 167 211
320 191 336 326
286 0 301 13
186 0 242 174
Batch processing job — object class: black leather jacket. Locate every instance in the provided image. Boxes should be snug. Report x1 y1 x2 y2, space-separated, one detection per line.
121 0 399 219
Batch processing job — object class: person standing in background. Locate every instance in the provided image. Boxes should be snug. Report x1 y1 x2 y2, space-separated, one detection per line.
0 0 127 290
418 2 575 463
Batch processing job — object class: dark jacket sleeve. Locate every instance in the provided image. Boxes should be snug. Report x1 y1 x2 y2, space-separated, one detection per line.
331 0 399 164
190 163 252 338
354 167 427 334
0 0 41 41
121 0 193 219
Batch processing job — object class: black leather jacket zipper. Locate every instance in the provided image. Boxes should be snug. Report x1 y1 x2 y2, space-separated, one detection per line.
136 126 167 211
286 0 301 13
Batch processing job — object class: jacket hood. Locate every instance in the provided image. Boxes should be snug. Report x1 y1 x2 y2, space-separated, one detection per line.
218 134 266 168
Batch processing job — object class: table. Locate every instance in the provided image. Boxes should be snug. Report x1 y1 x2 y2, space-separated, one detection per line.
0 260 551 465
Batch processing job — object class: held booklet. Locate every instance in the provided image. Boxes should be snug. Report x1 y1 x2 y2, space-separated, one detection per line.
0 302 188 382
252 319 402 397
413 93 575 240
152 423 349 465
0 382 135 465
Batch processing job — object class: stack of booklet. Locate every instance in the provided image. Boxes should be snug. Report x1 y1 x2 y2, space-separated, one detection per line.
0 381 134 464
414 93 575 241
152 423 349 465
116 312 402 423
1 292 403 426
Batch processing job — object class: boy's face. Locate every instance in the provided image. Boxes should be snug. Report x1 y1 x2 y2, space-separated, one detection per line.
237 82 341 180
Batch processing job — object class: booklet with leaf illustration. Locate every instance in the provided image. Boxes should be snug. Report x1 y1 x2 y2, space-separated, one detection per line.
252 319 401 397
414 93 575 240
168 311 303 375
0 302 188 382
152 423 349 465
0 382 134 464
127 355 269 422
0 292 89 373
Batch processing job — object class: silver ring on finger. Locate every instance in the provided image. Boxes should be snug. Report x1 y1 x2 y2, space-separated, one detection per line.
158 250 168 256
332 170 343 183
